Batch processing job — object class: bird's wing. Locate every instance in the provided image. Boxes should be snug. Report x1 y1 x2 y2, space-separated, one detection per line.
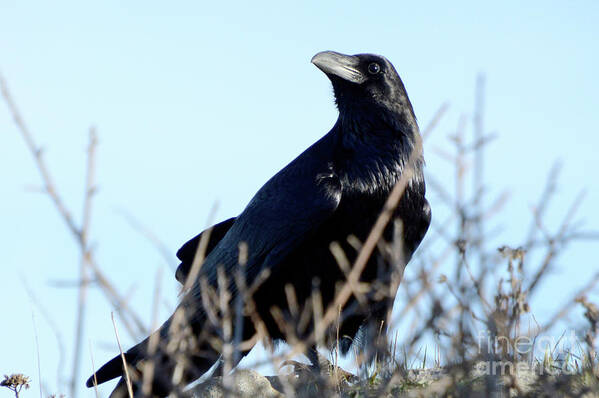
175 217 236 284
186 160 342 306
86 148 342 389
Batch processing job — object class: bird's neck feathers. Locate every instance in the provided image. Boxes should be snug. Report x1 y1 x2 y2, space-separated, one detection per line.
333 107 424 195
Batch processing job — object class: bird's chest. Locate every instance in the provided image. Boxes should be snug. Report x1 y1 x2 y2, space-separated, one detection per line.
332 190 392 240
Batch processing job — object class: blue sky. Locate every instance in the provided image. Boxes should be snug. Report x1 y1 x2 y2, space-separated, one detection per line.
1 1 598 396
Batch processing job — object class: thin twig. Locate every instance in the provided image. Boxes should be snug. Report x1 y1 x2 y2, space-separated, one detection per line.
539 272 599 334
31 312 43 398
111 313 134 398
116 208 177 271
141 268 163 396
88 341 99 398
21 277 66 389
422 102 449 141
527 190 586 296
71 127 97 398
0 74 81 240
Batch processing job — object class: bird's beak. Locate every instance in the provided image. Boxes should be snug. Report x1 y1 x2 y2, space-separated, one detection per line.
311 51 365 84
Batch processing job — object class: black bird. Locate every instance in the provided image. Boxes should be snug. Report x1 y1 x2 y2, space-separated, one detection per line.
87 51 431 397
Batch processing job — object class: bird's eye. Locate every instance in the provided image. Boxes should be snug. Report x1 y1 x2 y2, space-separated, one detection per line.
367 63 381 75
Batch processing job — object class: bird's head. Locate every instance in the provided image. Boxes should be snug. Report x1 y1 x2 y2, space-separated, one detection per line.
311 51 417 130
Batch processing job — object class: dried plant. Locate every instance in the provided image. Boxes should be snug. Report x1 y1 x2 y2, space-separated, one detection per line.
1 374 31 398
2 70 598 398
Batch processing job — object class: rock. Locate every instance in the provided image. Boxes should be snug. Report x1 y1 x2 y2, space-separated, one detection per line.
189 369 284 398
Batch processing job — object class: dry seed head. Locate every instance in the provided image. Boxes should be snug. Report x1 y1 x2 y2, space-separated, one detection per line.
0 374 31 390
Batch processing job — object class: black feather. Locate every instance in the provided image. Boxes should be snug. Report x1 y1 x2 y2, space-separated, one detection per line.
175 217 236 284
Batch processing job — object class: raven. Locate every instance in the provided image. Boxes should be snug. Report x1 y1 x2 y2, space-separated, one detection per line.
87 51 431 397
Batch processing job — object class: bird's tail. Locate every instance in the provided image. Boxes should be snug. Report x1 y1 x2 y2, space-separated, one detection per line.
86 336 148 388
86 352 126 387
86 311 221 397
